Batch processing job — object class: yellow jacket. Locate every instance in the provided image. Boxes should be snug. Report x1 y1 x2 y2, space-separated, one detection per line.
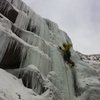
61 43 72 52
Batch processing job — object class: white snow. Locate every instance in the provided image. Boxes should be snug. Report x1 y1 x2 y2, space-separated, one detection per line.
0 68 36 100
0 68 61 100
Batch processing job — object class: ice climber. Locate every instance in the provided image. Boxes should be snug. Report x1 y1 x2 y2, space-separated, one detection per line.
58 42 75 67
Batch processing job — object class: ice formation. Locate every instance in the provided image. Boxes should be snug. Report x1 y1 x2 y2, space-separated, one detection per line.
0 0 100 100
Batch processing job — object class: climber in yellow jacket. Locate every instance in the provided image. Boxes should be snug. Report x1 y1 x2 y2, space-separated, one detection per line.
58 42 75 67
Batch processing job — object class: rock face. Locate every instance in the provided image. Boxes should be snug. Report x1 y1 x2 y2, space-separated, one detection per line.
0 0 100 100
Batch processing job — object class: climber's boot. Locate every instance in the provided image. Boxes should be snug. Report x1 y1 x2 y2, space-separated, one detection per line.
69 60 75 68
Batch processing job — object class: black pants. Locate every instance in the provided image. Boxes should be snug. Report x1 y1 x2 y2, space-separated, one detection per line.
63 51 71 62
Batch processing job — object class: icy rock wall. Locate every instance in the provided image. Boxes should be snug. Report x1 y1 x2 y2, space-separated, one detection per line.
50 47 75 100
0 0 75 100
0 0 99 100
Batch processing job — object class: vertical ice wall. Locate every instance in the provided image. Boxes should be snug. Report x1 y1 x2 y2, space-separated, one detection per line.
0 0 76 100
50 47 75 100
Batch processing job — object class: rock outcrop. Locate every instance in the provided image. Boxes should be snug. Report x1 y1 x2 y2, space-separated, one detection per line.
0 0 100 100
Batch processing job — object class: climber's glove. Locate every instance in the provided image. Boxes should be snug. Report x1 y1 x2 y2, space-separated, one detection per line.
58 46 62 50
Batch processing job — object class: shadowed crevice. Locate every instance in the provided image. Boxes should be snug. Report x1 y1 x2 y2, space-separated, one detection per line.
0 40 21 69
0 0 18 23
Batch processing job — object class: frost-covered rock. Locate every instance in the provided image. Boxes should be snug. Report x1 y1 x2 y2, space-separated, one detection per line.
18 64 46 95
81 87 100 100
0 68 63 100
0 0 18 23
0 26 51 76
0 68 36 100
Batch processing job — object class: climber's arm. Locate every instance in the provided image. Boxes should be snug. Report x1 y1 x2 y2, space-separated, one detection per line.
58 46 65 52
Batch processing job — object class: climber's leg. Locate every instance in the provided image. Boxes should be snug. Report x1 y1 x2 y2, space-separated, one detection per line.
68 59 75 67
